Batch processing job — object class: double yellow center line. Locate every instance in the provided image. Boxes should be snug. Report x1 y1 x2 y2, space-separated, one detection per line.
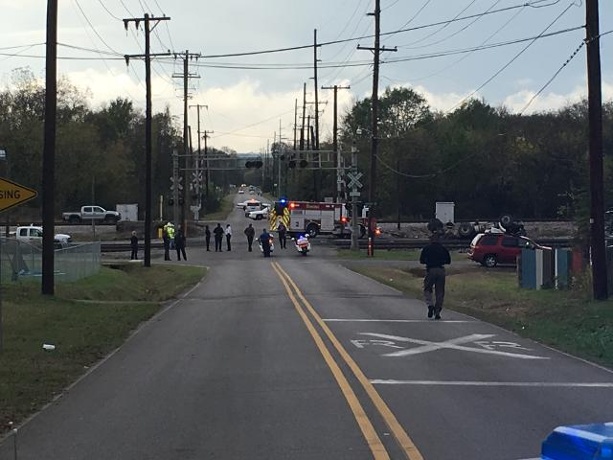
271 261 423 460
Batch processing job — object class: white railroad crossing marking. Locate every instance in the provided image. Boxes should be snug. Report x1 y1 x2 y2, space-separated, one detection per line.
359 333 549 360
346 171 363 189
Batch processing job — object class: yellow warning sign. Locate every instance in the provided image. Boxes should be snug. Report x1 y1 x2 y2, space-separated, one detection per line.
0 177 37 212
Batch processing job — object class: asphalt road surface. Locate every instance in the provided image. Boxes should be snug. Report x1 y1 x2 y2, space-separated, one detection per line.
2 197 613 459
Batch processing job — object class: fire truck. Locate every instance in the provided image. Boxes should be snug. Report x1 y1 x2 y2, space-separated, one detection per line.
268 200 372 238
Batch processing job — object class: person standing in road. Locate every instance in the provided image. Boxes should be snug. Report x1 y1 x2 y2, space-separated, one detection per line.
244 223 255 252
419 232 451 320
213 223 224 252
205 225 211 251
259 228 272 257
277 221 287 249
130 231 139 260
175 225 187 261
162 227 171 260
225 224 233 251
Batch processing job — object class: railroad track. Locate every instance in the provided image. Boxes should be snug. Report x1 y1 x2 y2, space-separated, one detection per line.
99 237 573 253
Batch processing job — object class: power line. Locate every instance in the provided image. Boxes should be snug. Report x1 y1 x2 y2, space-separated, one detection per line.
442 1 577 114
196 0 560 59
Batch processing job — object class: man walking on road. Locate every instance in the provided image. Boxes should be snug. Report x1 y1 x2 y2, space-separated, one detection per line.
204 224 211 251
244 223 255 252
419 232 451 320
213 223 224 252
175 225 187 261
277 221 287 249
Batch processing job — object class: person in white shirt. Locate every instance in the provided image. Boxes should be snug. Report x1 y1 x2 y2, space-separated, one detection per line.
225 224 233 251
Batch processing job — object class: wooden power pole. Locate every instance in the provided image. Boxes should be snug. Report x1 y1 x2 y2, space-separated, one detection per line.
358 0 396 256
586 0 607 299
124 14 171 267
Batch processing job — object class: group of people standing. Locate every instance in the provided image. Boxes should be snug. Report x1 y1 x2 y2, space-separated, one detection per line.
162 222 187 261
203 223 233 252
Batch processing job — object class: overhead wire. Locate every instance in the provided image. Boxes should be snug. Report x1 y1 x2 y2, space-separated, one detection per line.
397 0 480 49
518 29 613 114
441 1 578 114
402 2 527 83
197 0 558 59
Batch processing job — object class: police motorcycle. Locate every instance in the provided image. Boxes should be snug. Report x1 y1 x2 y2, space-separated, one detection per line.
258 233 274 257
292 234 311 256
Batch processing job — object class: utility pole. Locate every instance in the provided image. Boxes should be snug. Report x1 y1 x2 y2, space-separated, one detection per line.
190 103 207 220
313 29 320 151
586 0 607 299
322 84 350 202
172 50 201 229
350 147 360 252
300 83 307 150
124 14 171 268
293 98 298 150
41 0 58 296
203 130 213 204
358 0 396 256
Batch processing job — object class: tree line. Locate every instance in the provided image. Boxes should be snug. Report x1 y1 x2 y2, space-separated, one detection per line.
278 87 613 223
0 69 243 220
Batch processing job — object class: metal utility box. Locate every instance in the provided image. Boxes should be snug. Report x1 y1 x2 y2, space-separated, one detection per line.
116 204 138 221
435 202 455 224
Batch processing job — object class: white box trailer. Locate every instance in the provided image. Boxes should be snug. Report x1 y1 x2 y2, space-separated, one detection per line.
435 201 455 224
117 204 138 221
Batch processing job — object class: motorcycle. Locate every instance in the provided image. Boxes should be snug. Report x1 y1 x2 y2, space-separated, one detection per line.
292 234 311 256
259 234 274 257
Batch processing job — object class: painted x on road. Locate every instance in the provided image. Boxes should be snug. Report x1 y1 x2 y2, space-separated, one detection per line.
361 333 549 360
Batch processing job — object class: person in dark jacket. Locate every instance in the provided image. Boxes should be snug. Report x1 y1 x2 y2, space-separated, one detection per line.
213 223 224 252
419 232 451 320
175 225 187 261
205 225 211 251
259 228 272 257
162 228 171 260
130 231 139 260
277 222 287 249
244 223 255 252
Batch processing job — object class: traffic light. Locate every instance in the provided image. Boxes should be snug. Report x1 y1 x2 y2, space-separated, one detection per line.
178 196 184 205
245 160 263 168
299 159 308 168
288 159 296 168
168 197 174 206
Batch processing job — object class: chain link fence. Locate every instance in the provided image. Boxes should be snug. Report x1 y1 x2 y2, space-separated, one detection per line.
0 239 101 284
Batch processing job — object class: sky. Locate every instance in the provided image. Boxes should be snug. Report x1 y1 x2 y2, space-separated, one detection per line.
0 0 612 154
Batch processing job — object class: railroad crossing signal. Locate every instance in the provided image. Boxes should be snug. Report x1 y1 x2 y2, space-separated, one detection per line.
0 177 37 212
347 171 363 189
170 176 183 191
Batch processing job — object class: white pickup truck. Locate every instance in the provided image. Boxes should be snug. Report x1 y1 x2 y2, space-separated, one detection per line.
11 225 72 247
62 205 121 224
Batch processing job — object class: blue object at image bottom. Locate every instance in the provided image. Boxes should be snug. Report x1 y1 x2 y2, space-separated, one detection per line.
542 423 613 459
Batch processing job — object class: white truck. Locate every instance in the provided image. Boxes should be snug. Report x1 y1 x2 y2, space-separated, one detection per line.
11 225 72 247
62 205 121 224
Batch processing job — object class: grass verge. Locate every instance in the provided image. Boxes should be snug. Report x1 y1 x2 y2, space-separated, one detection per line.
347 263 613 369
0 263 206 435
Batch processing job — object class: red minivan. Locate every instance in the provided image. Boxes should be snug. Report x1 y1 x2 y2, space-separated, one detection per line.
468 232 550 268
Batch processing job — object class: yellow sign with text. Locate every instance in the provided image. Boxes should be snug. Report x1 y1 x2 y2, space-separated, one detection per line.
0 177 37 212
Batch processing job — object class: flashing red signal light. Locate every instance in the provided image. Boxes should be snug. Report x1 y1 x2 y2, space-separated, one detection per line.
289 202 297 209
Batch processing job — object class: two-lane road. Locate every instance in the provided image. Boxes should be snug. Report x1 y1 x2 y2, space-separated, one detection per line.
2 198 612 459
